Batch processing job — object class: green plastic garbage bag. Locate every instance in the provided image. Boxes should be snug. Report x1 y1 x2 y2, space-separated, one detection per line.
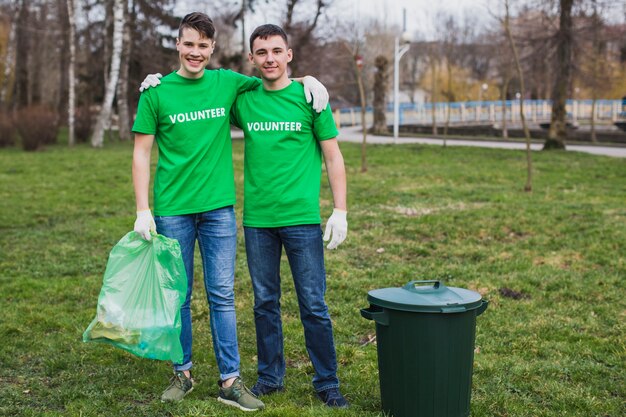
83 231 187 363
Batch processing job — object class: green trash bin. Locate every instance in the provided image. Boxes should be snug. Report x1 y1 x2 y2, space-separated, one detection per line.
361 280 488 417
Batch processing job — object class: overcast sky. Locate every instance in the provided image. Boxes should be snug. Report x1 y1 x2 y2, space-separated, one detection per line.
176 0 492 39
332 0 490 38
175 0 625 41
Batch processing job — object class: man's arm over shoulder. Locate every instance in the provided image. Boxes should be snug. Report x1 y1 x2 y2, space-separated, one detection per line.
225 69 262 94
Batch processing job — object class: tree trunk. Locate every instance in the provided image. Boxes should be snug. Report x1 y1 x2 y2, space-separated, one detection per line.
355 63 367 172
430 57 438 136
372 55 388 134
56 0 69 119
91 0 125 147
240 0 247 73
116 0 131 141
504 0 532 192
103 0 114 92
14 0 29 108
282 0 325 76
444 58 453 136
0 1 21 109
545 0 574 150
67 0 76 146
501 68 512 139
590 97 597 143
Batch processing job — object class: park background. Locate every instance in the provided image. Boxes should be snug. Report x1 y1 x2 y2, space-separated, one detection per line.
0 0 625 416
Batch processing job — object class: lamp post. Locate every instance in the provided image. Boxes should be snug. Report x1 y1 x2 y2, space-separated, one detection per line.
479 83 488 102
393 33 411 144
477 83 488 122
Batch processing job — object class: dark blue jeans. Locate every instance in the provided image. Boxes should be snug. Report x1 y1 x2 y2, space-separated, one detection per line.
244 224 339 392
155 206 240 381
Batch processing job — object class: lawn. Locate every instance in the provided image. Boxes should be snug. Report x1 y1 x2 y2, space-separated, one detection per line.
0 138 624 417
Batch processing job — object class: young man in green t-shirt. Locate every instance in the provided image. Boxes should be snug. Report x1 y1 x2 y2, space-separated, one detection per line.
229 24 349 407
131 13 328 411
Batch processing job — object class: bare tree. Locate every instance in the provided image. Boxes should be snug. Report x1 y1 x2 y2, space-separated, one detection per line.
13 0 29 108
342 40 368 173
354 55 367 172
282 0 331 76
66 0 76 145
441 14 459 136
91 0 124 147
504 0 533 192
225 0 267 73
372 55 389 134
0 0 20 109
545 0 574 150
580 0 615 142
425 42 441 136
116 0 131 141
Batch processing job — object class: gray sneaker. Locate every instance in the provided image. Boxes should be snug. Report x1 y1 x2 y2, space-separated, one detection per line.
161 371 194 402
217 377 265 411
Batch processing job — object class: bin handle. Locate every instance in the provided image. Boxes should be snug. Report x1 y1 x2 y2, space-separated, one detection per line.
360 307 389 326
476 299 489 316
403 280 445 293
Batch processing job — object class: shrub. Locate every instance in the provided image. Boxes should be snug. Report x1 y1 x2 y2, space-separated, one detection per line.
16 106 59 151
0 112 16 147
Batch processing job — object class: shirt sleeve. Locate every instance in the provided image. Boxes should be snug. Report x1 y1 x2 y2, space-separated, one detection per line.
131 90 158 135
313 104 339 141
229 70 262 95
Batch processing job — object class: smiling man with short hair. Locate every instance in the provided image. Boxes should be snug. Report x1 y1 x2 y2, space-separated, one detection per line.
230 24 349 408
132 12 265 411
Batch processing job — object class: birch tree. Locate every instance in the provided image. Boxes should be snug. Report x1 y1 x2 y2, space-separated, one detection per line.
66 0 76 146
0 1 20 109
91 0 124 148
116 0 131 141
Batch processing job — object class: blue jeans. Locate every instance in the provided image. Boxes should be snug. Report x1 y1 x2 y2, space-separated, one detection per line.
155 206 240 381
244 225 339 392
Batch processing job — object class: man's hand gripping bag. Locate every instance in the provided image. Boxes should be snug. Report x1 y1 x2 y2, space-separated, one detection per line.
83 232 187 362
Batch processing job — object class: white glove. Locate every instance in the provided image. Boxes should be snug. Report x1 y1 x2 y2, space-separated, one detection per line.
134 209 156 240
302 76 329 113
139 73 162 92
323 209 347 250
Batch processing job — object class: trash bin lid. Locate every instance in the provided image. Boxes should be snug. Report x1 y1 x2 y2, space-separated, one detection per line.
367 280 483 313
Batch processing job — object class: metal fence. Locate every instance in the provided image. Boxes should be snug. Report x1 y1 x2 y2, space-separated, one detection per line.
335 99 625 128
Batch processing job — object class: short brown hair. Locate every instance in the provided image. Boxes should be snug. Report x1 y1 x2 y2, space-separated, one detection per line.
179 12 215 39
249 24 288 51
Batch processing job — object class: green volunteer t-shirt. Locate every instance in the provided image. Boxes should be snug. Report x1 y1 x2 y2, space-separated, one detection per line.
231 81 339 227
132 69 259 216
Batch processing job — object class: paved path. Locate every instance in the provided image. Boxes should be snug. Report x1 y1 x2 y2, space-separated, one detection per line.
337 126 626 158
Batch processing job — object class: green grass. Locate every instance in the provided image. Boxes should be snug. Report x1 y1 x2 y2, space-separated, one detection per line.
1 139 624 417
